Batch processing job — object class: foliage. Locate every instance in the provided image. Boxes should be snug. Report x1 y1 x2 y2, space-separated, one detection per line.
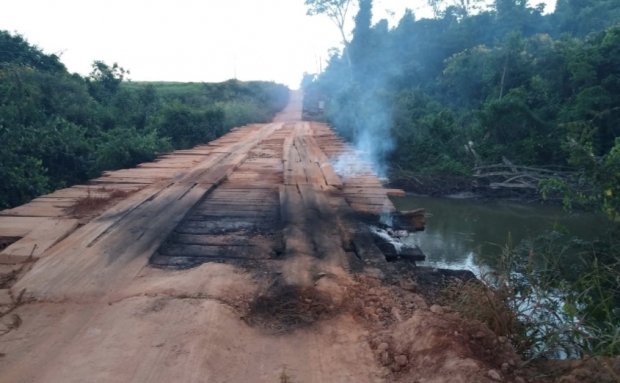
93 127 170 171
517 229 620 357
441 276 522 339
390 89 471 175
0 31 288 208
444 232 620 358
155 103 223 149
305 0 620 215
87 61 128 101
0 31 65 72
554 0 620 37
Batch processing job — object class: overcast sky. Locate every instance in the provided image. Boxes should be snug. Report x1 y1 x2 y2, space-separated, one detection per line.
1 0 556 88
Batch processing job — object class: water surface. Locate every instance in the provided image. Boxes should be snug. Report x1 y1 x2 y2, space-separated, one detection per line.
391 196 607 275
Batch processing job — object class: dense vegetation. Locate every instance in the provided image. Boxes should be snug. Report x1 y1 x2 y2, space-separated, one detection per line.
304 0 620 357
304 0 620 215
0 30 288 208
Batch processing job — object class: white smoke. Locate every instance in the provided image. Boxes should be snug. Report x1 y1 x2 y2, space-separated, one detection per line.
330 92 394 180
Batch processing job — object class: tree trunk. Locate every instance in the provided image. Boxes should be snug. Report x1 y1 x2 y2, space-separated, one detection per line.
499 56 508 100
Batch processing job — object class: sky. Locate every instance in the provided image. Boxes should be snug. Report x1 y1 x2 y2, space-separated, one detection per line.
1 0 556 88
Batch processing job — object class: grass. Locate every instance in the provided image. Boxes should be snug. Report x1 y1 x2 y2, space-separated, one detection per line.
441 277 521 338
441 235 620 360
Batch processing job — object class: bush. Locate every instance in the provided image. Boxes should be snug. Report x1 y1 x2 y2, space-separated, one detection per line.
444 232 620 359
155 104 224 149
94 127 170 171
219 100 270 128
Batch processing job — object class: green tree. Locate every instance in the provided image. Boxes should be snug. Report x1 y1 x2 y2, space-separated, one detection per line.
87 61 128 101
0 31 65 72
554 0 620 37
427 0 486 18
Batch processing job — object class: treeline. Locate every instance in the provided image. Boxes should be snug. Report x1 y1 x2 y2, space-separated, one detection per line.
0 30 289 208
304 0 620 216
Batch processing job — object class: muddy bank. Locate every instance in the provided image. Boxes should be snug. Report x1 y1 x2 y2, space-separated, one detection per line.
389 173 545 202
357 261 620 383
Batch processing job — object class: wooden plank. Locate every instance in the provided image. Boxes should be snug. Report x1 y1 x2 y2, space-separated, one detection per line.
0 204 66 218
0 217 46 237
0 218 79 262
91 177 156 185
74 184 145 191
37 187 111 199
171 234 250 246
14 123 279 301
345 199 392 207
192 203 275 212
385 189 406 197
159 244 258 258
25 200 76 208
187 210 273 218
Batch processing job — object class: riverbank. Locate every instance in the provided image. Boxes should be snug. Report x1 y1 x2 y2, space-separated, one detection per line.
385 192 620 381
388 173 551 202
359 259 620 382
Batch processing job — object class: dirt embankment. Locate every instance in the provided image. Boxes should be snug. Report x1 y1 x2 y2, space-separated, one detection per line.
187 254 619 383
239 242 620 383
3 255 618 383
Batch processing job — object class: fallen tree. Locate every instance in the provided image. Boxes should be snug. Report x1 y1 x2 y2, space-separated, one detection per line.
474 158 576 192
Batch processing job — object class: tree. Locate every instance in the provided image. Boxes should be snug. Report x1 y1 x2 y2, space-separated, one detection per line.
427 0 486 18
554 0 620 37
0 30 65 72
87 61 128 100
349 0 372 78
305 0 354 67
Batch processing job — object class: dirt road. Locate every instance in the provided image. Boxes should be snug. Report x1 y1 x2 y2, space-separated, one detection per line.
1 92 522 382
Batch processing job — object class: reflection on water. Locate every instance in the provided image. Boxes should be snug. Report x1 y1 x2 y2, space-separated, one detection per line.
391 196 607 276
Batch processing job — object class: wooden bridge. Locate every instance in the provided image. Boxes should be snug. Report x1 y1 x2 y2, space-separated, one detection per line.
0 91 407 300
0 92 430 383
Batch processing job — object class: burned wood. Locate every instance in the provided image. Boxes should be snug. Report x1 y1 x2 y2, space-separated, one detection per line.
393 209 426 232
371 226 426 263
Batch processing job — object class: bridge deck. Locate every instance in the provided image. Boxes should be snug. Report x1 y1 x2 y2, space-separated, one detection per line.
0 101 397 272
0 92 419 383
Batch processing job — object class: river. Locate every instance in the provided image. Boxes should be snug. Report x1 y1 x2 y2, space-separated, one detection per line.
390 195 608 276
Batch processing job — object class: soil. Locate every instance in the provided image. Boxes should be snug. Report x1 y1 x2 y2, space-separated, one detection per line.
2 221 617 383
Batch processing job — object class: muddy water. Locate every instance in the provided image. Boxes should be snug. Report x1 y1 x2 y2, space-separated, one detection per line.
390 195 607 276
